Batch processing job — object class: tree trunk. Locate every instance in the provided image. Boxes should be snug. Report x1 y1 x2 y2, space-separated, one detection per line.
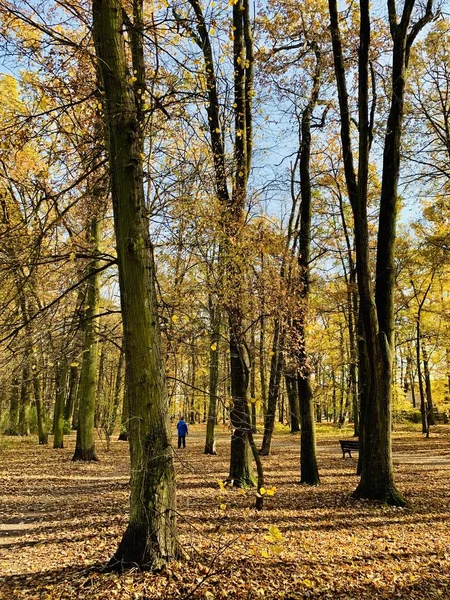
259 312 268 418
328 0 432 505
64 364 79 423
118 384 128 441
250 325 257 432
259 321 284 455
18 357 31 436
295 45 321 486
205 296 220 454
4 374 20 435
53 360 68 448
93 0 178 569
422 345 435 432
226 0 255 488
73 218 101 462
416 318 427 433
285 367 300 433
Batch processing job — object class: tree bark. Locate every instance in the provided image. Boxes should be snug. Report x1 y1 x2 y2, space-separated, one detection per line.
285 367 300 433
93 0 178 569
73 218 101 462
259 321 284 455
295 44 321 486
328 0 432 504
205 295 220 454
53 360 68 449
4 374 20 435
64 364 79 423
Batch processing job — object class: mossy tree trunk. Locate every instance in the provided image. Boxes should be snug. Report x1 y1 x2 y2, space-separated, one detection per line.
93 0 178 569
107 346 124 441
72 218 101 462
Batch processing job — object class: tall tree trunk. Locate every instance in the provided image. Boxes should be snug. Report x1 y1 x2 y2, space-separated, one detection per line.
205 295 220 454
189 338 196 425
295 45 321 486
416 316 427 433
73 218 101 462
259 321 284 455
93 0 178 569
422 345 435 432
118 383 129 441
329 0 432 504
53 360 67 449
183 0 256 486
18 356 31 436
95 343 107 428
285 366 300 433
64 364 79 423
226 0 255 487
259 306 268 417
4 374 20 435
250 325 257 432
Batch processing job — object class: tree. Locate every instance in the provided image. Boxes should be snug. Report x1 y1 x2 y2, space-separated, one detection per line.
328 0 435 504
92 0 178 570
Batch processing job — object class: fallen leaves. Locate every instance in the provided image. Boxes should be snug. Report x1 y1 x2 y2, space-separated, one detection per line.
1 425 450 598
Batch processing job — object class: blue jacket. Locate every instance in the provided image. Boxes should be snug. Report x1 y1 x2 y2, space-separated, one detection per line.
177 420 188 436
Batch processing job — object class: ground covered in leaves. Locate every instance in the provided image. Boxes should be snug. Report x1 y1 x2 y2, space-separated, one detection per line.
1 424 450 599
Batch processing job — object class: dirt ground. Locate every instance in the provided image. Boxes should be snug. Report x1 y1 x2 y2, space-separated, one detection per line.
1 424 450 599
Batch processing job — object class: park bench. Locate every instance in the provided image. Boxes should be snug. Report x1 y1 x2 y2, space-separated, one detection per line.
339 439 359 458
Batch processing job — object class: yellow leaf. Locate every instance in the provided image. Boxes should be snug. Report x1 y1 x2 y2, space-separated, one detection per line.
210 342 217 351
217 480 225 490
268 525 283 541
69 252 76 261
303 579 314 588
70 362 79 367
259 487 266 495
266 486 276 496
260 549 270 558
210 27 215 35
220 503 226 511
172 314 179 323
129 76 137 84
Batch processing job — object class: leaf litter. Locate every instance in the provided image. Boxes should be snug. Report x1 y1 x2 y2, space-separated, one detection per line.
1 425 450 599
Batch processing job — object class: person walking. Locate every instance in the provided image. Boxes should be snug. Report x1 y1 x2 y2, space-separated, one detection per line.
177 417 188 449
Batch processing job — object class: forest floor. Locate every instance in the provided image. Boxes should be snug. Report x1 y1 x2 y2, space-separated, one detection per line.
1 424 450 599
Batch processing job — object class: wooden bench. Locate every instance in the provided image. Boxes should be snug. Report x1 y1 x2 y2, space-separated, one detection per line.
339 439 359 458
